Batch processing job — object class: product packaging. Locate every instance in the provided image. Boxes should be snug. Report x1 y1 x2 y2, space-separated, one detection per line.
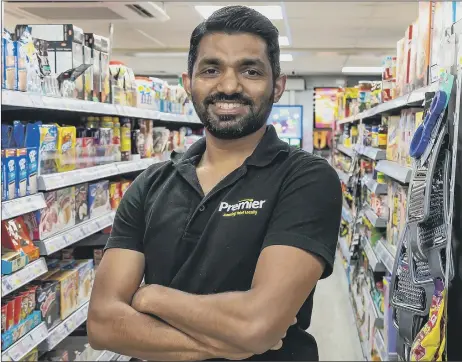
38 124 58 175
34 280 61 329
25 123 40 195
75 183 89 224
415 3 432 89
2 29 17 90
1 310 41 351
1 216 40 262
84 33 102 102
386 114 401 163
1 250 28 275
83 45 93 101
4 149 16 200
100 36 110 103
88 180 111 219
75 259 94 305
47 269 79 319
404 23 415 94
109 181 122 210
56 125 76 172
15 148 28 198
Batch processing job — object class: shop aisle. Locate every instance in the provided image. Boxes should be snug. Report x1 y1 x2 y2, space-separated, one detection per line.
308 257 363 361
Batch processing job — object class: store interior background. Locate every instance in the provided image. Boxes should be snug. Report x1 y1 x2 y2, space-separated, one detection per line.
1 1 461 362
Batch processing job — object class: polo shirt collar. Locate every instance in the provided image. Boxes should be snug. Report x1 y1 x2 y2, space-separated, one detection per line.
172 125 289 167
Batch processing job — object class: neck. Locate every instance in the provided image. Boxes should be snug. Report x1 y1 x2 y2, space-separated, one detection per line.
201 126 266 167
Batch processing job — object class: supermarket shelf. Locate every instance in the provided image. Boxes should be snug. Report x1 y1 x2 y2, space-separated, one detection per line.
374 330 388 362
337 83 437 124
375 239 396 274
2 258 48 297
364 207 388 228
363 239 386 272
40 301 89 352
1 90 201 124
97 350 117 361
342 205 354 223
35 212 115 255
38 158 160 191
2 193 47 220
362 176 388 195
356 145 386 161
375 160 412 184
116 355 132 361
337 144 355 157
336 169 351 184
364 287 384 329
1 322 48 361
338 237 351 263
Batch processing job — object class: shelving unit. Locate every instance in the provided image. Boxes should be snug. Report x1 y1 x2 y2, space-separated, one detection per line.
337 144 355 158
356 145 386 161
2 258 48 296
364 207 388 228
362 176 388 195
2 323 48 361
375 160 413 184
2 193 47 220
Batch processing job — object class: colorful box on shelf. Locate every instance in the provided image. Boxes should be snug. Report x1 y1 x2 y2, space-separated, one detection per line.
1 322 48 361
2 257 48 296
1 250 28 276
34 211 115 255
39 301 89 352
1 311 41 351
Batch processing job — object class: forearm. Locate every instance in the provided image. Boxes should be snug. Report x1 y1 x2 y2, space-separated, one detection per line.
135 285 277 354
87 300 213 361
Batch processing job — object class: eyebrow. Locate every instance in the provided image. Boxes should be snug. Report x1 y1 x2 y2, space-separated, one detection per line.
197 57 267 69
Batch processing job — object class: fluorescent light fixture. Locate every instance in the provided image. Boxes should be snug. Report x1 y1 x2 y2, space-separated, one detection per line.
195 5 283 20
279 36 289 46
342 66 383 74
280 54 293 62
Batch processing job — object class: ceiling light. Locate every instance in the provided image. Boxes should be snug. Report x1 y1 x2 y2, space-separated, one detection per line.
342 66 383 74
280 54 293 62
279 36 289 46
195 5 283 20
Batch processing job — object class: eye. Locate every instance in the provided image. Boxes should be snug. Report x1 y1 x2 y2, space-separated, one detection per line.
202 68 219 76
243 69 262 77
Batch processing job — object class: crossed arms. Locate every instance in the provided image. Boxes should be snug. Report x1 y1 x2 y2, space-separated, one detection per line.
87 245 324 361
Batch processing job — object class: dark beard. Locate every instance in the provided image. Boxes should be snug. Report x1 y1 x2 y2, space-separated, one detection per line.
192 91 275 140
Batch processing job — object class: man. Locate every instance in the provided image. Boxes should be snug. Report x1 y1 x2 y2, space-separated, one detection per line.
88 5 342 361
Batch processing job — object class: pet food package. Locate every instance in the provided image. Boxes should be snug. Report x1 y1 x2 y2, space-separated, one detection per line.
88 180 111 219
75 183 89 224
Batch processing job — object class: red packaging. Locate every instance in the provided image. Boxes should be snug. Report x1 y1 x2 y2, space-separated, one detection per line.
1 304 7 332
5 298 15 330
13 294 22 325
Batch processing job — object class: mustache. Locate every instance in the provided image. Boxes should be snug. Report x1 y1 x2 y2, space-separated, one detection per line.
204 93 252 106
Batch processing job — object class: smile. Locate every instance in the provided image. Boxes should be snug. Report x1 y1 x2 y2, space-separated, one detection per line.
210 102 249 116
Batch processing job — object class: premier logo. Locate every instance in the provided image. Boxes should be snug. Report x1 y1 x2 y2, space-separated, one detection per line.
219 199 266 217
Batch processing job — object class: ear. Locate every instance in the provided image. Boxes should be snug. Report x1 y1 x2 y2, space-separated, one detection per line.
182 72 192 98
273 74 287 103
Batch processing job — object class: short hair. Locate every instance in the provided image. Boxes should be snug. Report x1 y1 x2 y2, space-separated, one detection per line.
187 5 281 79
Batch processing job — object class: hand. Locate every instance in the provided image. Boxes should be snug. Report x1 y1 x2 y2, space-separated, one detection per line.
269 317 297 351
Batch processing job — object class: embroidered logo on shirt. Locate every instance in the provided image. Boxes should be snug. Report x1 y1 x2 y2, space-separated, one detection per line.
218 199 266 217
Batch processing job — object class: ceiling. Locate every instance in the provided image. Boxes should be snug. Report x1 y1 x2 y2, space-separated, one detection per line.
4 1 419 77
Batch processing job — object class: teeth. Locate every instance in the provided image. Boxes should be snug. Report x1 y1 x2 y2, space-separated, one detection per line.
215 102 244 109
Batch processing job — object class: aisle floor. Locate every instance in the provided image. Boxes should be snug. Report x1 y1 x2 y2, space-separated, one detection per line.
308 257 364 361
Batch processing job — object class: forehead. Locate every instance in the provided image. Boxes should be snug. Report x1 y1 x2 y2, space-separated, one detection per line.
196 32 269 65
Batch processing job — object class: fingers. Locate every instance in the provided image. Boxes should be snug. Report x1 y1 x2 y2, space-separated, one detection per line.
270 339 283 351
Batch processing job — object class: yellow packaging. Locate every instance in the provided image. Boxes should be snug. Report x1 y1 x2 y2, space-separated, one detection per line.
56 126 76 172
415 111 424 128
47 269 79 320
386 115 401 162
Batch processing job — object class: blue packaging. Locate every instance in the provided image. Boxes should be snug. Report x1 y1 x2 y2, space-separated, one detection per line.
4 149 16 200
1 311 41 351
15 148 28 198
1 150 5 201
25 123 40 194
2 29 17 90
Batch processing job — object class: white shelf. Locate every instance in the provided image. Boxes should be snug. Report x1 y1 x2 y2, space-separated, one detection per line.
364 207 388 228
40 301 90 351
336 83 437 124
356 145 386 161
117 355 132 361
364 287 384 328
38 158 160 191
375 239 396 274
2 193 47 220
2 90 201 124
374 329 388 362
375 160 412 184
363 240 386 272
1 322 48 361
362 176 388 195
35 211 115 255
338 237 351 263
2 258 48 296
337 144 355 157
97 350 117 361
336 169 351 184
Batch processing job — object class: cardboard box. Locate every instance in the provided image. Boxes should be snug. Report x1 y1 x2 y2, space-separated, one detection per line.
75 183 89 224
75 259 94 305
34 281 61 329
54 42 84 99
1 216 40 262
47 269 79 320
83 45 93 101
15 148 28 198
4 149 16 200
88 180 111 218
85 33 102 102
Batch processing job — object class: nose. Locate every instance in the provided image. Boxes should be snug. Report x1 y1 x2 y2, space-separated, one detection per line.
216 69 242 95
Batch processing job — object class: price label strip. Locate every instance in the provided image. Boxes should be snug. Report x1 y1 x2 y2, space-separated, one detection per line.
2 193 47 220
2 258 48 296
2 322 49 361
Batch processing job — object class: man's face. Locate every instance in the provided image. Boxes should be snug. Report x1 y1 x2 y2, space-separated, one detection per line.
183 33 286 139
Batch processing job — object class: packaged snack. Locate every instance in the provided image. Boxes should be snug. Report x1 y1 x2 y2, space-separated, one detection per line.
386 115 401 163
38 125 58 175
2 29 17 90
24 191 58 240
1 304 7 332
34 280 60 329
120 180 131 196
415 2 432 89
88 180 111 218
1 310 41 351
1 250 28 275
57 186 76 231
109 181 121 210
15 148 28 198
75 183 89 224
47 269 79 319
5 298 15 331
4 149 16 200
1 216 40 261
75 259 94 305
13 293 22 325
56 126 76 172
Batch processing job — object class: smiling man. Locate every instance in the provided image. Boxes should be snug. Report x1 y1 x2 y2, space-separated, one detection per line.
88 5 342 361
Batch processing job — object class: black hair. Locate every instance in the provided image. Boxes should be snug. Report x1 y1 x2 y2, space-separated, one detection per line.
187 5 281 79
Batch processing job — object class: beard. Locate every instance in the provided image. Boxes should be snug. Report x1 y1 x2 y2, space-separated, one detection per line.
191 90 274 140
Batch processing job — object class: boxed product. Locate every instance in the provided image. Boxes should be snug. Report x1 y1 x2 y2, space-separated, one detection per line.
38 124 58 176
2 29 17 90
57 186 76 230
100 36 110 104
15 148 28 198
1 310 41 351
75 183 89 224
56 125 77 173
415 2 432 89
4 149 16 200
1 216 40 262
47 269 79 320
83 45 93 101
1 249 28 275
409 20 419 91
34 280 61 329
120 179 132 196
109 181 121 210
404 23 415 95
75 259 94 305
88 180 111 218
385 115 401 163
84 33 102 102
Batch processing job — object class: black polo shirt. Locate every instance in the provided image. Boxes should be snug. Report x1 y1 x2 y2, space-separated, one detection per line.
105 125 342 361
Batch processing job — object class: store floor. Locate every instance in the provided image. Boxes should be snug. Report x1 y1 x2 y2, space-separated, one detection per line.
308 256 364 361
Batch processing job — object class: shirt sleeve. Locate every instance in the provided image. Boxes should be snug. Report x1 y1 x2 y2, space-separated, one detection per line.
104 171 147 253
262 157 342 278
